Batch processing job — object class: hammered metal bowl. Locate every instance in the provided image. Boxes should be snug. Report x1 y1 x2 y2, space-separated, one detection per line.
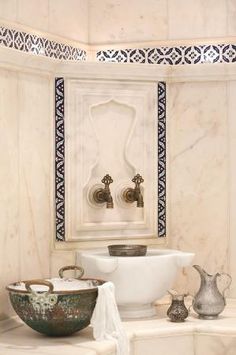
6 265 104 336
108 244 147 257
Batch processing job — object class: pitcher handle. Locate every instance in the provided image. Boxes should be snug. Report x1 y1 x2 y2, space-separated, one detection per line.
219 273 232 298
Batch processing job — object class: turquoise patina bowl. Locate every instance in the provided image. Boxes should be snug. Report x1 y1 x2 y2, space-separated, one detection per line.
6 265 104 336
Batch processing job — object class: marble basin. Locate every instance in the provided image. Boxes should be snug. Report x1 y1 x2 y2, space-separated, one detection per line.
76 248 194 319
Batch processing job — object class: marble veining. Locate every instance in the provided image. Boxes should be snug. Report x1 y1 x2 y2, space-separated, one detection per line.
168 81 229 295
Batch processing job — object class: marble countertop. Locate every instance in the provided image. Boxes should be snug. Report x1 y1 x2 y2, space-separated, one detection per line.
1 300 236 355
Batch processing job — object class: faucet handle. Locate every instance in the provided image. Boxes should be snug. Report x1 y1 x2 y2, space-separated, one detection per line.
122 173 144 207
132 174 144 189
93 174 114 208
101 174 113 188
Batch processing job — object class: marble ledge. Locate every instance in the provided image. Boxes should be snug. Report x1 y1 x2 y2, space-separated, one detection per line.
1 299 236 355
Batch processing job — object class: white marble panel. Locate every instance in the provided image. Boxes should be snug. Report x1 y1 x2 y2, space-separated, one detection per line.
17 0 49 32
88 0 168 44
49 0 88 43
227 0 236 36
18 73 52 280
0 0 17 22
168 81 229 295
134 335 194 355
195 334 236 355
228 81 236 298
66 80 157 241
0 69 19 321
168 0 227 40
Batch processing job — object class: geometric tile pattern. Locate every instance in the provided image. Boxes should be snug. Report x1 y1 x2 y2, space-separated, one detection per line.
55 78 65 241
1 25 236 65
0 26 86 61
157 82 166 237
97 44 236 65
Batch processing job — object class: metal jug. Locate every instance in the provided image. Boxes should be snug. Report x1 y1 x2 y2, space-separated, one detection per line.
167 290 189 322
192 265 232 319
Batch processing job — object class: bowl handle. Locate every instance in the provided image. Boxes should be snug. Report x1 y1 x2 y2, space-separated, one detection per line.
25 279 54 296
58 265 84 279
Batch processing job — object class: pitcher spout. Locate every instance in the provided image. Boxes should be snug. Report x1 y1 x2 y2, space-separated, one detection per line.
193 264 208 278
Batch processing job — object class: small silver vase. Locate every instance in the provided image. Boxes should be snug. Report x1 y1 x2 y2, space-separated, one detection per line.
167 291 189 322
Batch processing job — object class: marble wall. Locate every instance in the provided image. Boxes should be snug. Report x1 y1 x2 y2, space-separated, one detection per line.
168 80 230 295
89 0 236 44
0 0 88 43
51 75 236 299
1 0 236 46
0 68 53 320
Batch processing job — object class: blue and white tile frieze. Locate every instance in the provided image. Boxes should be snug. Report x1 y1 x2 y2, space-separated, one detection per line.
1 25 236 65
55 78 65 242
0 26 86 61
97 44 236 65
157 82 166 238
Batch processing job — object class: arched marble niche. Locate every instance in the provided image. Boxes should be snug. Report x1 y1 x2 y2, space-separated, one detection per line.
55 78 166 246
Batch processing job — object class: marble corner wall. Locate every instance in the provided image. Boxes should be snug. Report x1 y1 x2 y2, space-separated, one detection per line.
228 81 236 298
1 0 236 48
0 68 19 321
168 81 229 295
0 67 53 320
0 0 89 43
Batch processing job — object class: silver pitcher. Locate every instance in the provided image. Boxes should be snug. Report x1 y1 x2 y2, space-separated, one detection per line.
192 265 232 319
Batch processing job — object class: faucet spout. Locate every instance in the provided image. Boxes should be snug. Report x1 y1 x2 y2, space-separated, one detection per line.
136 190 144 208
104 186 114 208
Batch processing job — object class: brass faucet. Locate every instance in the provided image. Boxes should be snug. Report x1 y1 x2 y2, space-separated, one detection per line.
123 174 144 207
93 174 114 208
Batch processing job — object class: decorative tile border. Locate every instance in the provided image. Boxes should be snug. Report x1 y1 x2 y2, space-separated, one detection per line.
157 82 166 237
96 44 236 65
0 26 86 61
1 24 236 65
55 78 65 241
54 79 167 241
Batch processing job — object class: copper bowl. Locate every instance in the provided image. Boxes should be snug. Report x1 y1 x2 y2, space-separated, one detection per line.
6 265 105 336
108 244 147 257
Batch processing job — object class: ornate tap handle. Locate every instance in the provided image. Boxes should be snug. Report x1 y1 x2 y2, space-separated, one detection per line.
92 174 114 208
123 173 144 207
132 174 144 189
101 174 113 189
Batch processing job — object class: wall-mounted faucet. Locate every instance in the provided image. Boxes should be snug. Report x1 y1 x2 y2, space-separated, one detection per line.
123 174 144 207
93 174 114 208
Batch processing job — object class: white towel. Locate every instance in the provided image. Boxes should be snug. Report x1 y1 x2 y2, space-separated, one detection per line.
91 281 129 355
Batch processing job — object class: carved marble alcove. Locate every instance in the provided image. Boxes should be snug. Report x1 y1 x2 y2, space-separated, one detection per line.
65 80 158 242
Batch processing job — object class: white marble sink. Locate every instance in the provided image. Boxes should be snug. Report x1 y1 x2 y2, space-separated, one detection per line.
76 248 194 318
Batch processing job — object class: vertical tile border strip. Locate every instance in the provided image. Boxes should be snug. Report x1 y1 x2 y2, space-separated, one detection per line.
158 82 166 237
55 78 65 241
